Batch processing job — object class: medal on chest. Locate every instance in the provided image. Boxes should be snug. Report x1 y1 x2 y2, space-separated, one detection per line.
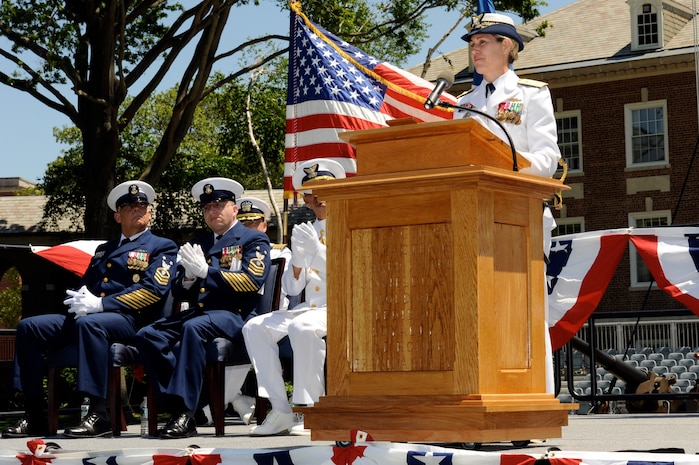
496 99 523 125
127 250 150 271
220 245 242 268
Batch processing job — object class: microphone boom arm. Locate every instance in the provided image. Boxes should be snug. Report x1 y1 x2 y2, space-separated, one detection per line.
437 101 519 172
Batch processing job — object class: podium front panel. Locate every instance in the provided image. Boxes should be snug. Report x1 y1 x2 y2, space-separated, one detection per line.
323 177 546 398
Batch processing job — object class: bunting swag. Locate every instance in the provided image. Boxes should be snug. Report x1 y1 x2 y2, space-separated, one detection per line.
6 440 699 465
630 228 699 312
284 3 456 197
547 230 629 351
547 227 699 350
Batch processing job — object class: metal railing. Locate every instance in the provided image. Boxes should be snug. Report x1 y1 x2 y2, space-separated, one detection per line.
575 313 699 354
560 309 699 413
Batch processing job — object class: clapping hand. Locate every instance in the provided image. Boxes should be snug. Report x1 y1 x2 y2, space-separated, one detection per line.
179 242 209 279
294 222 322 256
290 233 307 268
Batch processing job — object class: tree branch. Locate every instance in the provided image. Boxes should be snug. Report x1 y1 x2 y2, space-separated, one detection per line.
0 49 78 122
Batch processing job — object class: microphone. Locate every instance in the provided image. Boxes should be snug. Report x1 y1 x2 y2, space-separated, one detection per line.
424 71 454 110
437 101 519 172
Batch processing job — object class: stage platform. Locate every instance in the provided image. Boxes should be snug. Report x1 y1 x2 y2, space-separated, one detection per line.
0 413 698 457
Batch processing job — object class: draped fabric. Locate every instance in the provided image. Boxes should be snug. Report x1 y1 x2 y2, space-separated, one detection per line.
547 227 699 350
7 438 698 465
31 240 106 277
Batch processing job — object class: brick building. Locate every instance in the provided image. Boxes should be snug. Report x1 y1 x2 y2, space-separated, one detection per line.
410 0 699 315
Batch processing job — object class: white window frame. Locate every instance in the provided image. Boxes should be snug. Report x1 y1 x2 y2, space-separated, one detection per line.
556 110 583 174
630 1 662 51
552 217 585 237
628 210 671 288
624 100 668 169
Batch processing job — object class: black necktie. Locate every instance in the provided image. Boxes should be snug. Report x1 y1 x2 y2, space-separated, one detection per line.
486 83 496 98
119 237 131 247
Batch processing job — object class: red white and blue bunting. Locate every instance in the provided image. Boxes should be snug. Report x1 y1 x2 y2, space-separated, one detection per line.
7 438 699 465
547 227 699 351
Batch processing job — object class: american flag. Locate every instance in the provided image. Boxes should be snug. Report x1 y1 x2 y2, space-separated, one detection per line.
284 4 456 196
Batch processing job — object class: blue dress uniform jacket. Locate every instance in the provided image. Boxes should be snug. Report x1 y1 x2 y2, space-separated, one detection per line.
84 230 179 326
172 221 271 317
137 220 271 411
13 230 178 401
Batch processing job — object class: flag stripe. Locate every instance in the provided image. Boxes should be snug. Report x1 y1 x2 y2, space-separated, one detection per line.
631 234 699 314
285 5 455 197
547 232 628 351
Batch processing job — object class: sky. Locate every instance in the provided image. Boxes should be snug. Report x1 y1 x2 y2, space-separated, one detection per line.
0 0 573 184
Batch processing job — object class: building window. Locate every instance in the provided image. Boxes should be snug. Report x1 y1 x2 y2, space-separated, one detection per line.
556 111 582 173
553 218 584 237
629 211 670 287
625 101 668 168
637 4 659 47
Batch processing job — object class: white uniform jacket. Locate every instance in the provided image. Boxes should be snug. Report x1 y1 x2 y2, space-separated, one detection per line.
455 69 561 178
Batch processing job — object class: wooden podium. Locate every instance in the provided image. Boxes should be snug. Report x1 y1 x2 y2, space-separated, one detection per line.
303 118 572 443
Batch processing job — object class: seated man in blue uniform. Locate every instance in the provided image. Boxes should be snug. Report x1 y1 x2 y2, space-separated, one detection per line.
136 177 271 439
3 181 178 439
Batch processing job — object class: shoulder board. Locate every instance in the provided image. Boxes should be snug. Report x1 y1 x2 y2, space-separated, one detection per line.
456 87 475 98
272 243 287 250
518 78 547 88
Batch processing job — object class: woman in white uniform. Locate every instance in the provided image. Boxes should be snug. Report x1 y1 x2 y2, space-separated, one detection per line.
457 13 562 393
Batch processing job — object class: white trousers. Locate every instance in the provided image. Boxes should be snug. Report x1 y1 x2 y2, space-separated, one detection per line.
243 307 327 413
223 364 252 405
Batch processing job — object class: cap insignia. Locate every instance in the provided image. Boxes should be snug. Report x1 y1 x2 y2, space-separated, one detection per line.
241 200 254 213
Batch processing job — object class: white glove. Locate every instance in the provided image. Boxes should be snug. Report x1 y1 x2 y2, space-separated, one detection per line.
290 234 306 269
180 242 209 279
295 222 322 256
64 286 103 319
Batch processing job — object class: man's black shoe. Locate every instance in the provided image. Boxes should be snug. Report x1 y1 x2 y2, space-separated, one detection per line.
2 418 47 438
158 413 197 439
62 413 112 438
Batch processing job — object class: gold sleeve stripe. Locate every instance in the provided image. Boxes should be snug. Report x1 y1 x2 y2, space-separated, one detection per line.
116 289 161 309
220 271 260 292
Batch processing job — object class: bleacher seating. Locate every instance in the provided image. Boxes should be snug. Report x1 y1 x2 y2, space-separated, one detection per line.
670 365 687 374
652 365 668 375
566 346 699 410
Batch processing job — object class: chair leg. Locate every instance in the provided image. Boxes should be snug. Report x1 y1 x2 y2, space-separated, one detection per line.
256 397 269 424
147 380 158 437
47 366 60 436
109 366 125 436
207 362 226 436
